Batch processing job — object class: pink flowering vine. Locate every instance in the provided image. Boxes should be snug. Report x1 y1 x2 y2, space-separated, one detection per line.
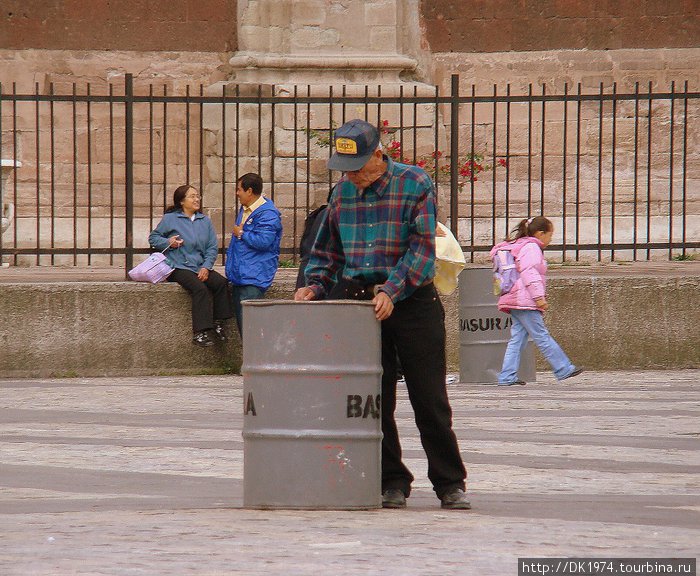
305 120 508 189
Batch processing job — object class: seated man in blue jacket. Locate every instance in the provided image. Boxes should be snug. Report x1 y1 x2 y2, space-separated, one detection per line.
225 173 283 336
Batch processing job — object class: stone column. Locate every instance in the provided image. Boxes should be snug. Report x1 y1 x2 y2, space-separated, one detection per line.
204 0 446 242
229 0 430 85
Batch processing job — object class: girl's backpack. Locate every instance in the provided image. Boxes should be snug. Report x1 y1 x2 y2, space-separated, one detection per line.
492 246 519 296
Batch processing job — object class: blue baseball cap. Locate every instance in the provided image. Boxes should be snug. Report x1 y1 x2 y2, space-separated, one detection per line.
327 119 380 172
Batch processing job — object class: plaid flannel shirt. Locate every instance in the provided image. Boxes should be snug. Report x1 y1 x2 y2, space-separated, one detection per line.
305 156 437 303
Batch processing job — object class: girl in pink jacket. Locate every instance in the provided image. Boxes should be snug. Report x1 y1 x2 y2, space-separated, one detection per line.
490 216 583 385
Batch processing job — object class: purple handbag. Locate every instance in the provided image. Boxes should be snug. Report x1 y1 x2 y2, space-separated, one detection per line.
128 247 174 284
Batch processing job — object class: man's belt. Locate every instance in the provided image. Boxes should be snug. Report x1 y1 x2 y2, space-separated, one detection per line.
344 280 434 301
344 283 379 301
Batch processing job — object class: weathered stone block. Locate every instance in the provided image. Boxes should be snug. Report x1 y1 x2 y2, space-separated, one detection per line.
365 0 397 26
239 25 271 52
291 0 327 25
369 26 397 52
290 27 340 51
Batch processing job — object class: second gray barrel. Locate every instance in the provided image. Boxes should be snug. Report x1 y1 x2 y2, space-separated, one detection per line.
242 300 382 510
459 267 537 383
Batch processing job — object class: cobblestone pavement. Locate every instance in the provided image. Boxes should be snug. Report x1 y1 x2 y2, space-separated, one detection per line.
1 370 698 575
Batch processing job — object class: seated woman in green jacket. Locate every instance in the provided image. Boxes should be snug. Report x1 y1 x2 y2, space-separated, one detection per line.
149 185 233 347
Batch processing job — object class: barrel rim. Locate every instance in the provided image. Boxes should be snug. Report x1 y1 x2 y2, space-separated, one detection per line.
241 364 382 375
242 300 375 307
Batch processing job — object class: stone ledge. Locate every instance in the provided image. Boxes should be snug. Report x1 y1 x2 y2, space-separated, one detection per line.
0 263 698 378
230 53 417 71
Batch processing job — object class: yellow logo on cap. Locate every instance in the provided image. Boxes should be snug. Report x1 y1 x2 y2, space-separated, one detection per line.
335 137 358 155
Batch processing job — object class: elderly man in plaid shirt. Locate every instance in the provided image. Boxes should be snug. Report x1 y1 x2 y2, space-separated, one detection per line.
295 119 470 511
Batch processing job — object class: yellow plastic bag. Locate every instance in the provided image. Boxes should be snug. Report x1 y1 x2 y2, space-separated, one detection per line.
434 222 465 296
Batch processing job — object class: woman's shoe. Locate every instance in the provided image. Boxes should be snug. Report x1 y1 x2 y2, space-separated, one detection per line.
498 380 527 386
213 320 227 341
193 330 215 347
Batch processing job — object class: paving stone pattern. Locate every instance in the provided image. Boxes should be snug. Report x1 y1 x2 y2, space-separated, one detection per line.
1 370 698 575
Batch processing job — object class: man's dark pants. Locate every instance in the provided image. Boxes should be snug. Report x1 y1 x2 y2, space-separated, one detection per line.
230 284 266 336
349 283 467 499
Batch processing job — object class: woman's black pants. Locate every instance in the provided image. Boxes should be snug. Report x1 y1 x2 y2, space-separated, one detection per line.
168 268 233 333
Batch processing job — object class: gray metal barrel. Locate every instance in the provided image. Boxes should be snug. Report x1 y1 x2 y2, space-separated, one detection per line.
241 300 382 510
459 267 537 384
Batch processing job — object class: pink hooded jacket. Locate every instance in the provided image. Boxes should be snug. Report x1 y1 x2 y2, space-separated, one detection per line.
489 236 547 312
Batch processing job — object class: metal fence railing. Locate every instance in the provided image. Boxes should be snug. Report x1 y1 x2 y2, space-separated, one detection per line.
1 74 698 274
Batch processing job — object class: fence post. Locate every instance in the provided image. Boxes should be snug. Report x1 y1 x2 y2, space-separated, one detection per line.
125 73 134 277
449 74 459 237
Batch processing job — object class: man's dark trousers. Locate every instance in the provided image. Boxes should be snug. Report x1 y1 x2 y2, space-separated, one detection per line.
378 283 467 499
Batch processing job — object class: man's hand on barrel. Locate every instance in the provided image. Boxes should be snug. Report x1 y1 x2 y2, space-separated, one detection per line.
373 291 393 321
294 286 316 301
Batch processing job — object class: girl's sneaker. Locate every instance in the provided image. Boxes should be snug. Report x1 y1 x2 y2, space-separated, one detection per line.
561 367 584 380
498 380 527 386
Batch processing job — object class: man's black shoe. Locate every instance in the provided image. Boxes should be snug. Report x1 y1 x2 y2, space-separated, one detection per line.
381 488 407 509
440 488 471 510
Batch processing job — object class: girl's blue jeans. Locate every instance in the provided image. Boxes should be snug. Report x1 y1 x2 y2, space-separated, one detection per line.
498 308 575 383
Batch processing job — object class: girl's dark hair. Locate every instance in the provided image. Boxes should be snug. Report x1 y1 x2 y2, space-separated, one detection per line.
238 173 263 196
506 216 553 241
165 185 200 214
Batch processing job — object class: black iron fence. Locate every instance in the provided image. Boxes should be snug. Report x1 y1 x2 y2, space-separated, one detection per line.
0 74 698 273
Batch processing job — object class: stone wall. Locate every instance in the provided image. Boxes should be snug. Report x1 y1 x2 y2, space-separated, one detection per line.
431 48 700 94
0 63 234 268
427 48 700 261
0 0 237 52
1 1 698 268
0 50 233 92
420 1 700 53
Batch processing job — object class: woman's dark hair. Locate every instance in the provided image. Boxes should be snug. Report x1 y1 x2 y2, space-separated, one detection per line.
165 185 200 214
507 215 553 241
238 173 263 196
